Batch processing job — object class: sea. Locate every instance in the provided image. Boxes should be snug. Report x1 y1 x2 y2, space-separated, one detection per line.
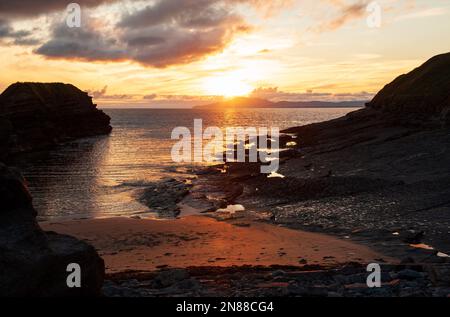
16 108 357 220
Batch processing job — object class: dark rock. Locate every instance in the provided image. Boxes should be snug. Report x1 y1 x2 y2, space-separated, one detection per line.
367 52 450 126
400 257 416 264
0 82 112 160
398 269 424 280
0 163 104 296
271 270 286 277
153 269 190 288
403 230 425 244
176 278 201 290
426 264 450 286
287 284 307 296
139 178 192 218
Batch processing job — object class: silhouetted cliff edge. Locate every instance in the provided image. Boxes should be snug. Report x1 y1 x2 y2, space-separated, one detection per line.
367 52 450 125
283 52 450 145
0 82 112 160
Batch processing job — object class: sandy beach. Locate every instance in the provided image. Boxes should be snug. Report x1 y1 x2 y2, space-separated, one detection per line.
41 215 393 274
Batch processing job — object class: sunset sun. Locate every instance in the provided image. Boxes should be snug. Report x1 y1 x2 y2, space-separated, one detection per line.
202 75 254 97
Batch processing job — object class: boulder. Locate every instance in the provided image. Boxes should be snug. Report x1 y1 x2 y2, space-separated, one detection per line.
0 163 104 296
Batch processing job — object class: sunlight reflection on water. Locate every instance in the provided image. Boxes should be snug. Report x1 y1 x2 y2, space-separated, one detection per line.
17 108 356 220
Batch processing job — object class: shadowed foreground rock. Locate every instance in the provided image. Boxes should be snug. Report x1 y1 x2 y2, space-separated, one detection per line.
0 82 109 296
0 162 104 296
0 82 112 160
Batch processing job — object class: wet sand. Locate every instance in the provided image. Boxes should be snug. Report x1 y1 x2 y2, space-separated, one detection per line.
41 215 394 274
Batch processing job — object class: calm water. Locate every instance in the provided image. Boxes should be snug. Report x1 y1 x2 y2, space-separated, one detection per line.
17 108 357 220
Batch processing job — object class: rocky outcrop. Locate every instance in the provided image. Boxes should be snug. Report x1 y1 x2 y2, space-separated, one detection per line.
0 82 112 160
0 163 104 296
367 52 450 125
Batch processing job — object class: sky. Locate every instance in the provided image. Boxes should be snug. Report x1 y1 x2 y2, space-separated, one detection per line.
0 0 449 108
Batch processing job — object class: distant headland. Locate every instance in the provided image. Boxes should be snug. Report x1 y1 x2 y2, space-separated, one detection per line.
193 97 367 110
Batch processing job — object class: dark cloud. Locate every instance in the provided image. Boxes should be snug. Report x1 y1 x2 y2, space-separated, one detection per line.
0 0 117 18
0 18 39 45
36 0 254 67
115 0 253 67
35 23 126 61
0 19 11 37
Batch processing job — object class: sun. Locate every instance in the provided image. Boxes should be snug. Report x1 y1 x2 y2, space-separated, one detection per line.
202 75 253 97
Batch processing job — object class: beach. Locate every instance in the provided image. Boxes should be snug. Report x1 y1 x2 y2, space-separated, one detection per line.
41 215 390 274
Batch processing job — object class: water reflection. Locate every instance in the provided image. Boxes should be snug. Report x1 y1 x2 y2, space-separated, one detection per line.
15 108 355 220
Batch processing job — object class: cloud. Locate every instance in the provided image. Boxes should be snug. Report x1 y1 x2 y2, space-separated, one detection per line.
94 92 224 108
0 18 39 45
395 7 447 22
114 0 254 67
86 85 108 98
86 85 136 100
250 87 373 102
143 94 157 100
35 22 126 61
35 0 261 67
312 0 369 33
0 0 118 18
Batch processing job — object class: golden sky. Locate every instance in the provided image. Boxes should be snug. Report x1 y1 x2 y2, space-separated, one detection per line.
0 0 449 107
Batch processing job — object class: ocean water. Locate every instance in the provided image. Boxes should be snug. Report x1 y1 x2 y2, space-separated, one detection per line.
17 108 357 220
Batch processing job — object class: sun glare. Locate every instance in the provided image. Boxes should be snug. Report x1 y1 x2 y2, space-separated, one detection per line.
202 75 253 97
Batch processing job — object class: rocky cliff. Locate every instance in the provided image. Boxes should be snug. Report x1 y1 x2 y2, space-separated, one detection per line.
0 82 112 160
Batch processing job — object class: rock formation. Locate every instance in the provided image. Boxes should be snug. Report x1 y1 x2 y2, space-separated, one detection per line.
0 82 112 160
0 163 105 296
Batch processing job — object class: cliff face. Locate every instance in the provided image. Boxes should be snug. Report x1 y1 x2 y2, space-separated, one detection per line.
0 82 112 159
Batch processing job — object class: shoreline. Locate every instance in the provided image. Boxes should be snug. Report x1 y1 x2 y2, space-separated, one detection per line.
41 215 392 274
